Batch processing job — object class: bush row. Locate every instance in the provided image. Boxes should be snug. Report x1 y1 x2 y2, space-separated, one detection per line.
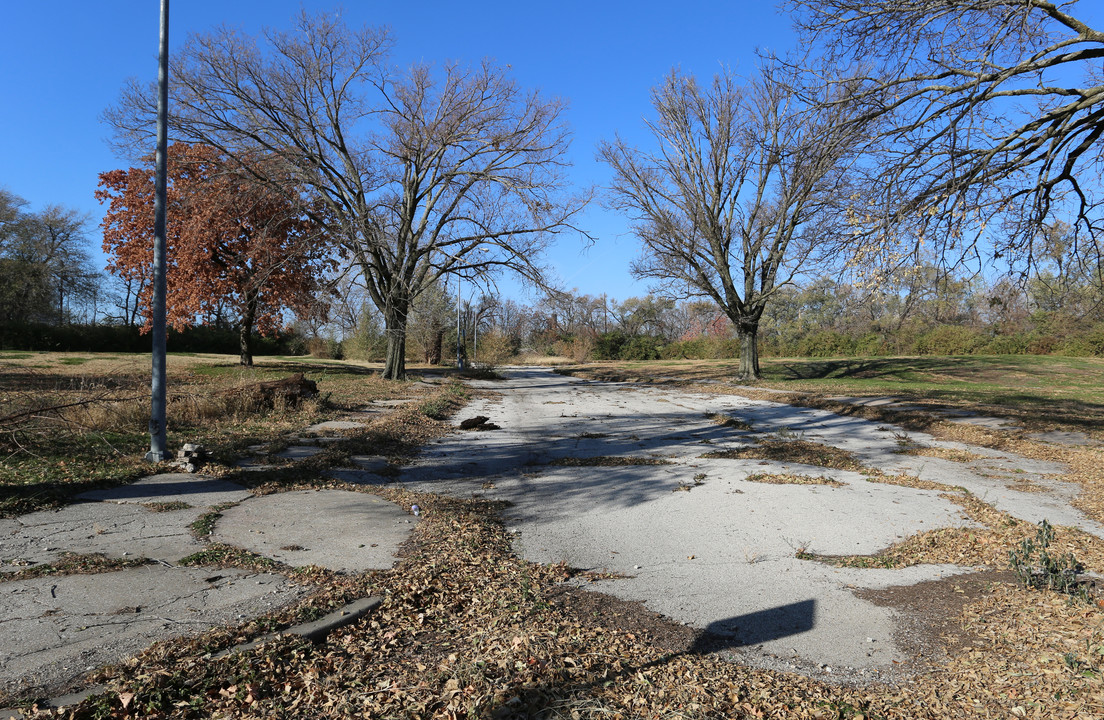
536 324 1104 361
0 322 303 356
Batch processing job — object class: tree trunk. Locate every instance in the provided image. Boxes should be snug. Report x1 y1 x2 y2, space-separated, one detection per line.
736 318 761 381
239 293 257 367
427 322 443 364
381 298 409 380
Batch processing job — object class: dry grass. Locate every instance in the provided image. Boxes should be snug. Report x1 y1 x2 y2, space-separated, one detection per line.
0 352 455 517
895 445 987 463
705 411 753 431
863 471 958 492
744 472 845 487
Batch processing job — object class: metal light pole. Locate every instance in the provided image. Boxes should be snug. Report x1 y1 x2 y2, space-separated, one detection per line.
146 0 170 462
455 274 463 370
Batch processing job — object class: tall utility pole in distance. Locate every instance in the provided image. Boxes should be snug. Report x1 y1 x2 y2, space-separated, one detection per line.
146 0 170 462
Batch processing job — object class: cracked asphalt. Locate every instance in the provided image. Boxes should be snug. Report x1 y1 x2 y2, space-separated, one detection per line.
1 474 415 700
401 367 1102 678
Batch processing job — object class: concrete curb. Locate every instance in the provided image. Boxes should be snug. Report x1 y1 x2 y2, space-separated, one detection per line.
0 597 382 719
212 595 383 657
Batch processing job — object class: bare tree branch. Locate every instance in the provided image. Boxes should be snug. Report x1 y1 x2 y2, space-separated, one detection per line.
787 0 1104 276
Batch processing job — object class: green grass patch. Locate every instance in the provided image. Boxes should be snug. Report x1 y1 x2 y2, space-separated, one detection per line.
561 354 1104 432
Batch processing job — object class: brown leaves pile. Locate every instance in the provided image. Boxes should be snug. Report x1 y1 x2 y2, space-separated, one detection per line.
743 473 845 487
700 439 866 471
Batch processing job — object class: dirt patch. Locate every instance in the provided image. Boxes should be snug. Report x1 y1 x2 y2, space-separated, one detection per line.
854 570 1015 670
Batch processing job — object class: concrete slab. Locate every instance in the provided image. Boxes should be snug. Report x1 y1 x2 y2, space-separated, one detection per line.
824 396 901 407
302 420 366 434
349 455 391 474
946 415 1021 430
1028 430 1101 447
275 445 326 460
234 460 283 472
0 566 308 697
212 490 415 571
290 436 345 445
325 468 390 485
0 502 205 572
78 474 251 508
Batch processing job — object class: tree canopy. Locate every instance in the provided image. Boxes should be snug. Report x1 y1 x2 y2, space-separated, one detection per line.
96 143 331 366
0 189 99 325
600 66 872 379
788 0 1104 275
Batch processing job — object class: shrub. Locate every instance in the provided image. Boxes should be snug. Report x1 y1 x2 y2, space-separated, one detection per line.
796 330 857 357
619 335 664 360
307 336 344 360
592 331 628 361
913 325 987 355
660 337 740 359
1055 325 1104 357
474 331 517 369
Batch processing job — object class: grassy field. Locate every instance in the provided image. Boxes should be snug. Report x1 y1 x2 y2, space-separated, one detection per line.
559 354 1104 434
0 352 455 516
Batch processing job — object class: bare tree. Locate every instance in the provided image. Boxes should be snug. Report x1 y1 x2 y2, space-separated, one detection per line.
105 11 587 379
600 66 871 379
0 196 100 325
788 0 1104 275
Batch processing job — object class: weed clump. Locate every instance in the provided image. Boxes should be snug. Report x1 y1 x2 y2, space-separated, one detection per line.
1009 519 1090 600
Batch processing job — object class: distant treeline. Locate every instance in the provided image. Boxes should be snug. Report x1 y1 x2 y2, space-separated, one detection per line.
0 323 304 356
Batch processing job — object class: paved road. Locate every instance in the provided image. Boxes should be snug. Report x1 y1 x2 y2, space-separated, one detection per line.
402 367 1099 678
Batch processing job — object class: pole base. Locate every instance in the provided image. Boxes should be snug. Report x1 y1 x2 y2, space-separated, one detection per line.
145 450 170 463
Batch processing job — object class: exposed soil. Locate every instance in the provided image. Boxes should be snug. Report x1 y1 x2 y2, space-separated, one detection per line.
854 569 1016 670
544 584 700 655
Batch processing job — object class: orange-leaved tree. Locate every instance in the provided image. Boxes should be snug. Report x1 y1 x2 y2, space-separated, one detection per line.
97 143 332 366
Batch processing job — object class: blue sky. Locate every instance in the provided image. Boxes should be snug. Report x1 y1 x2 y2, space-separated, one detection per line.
0 1 795 303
